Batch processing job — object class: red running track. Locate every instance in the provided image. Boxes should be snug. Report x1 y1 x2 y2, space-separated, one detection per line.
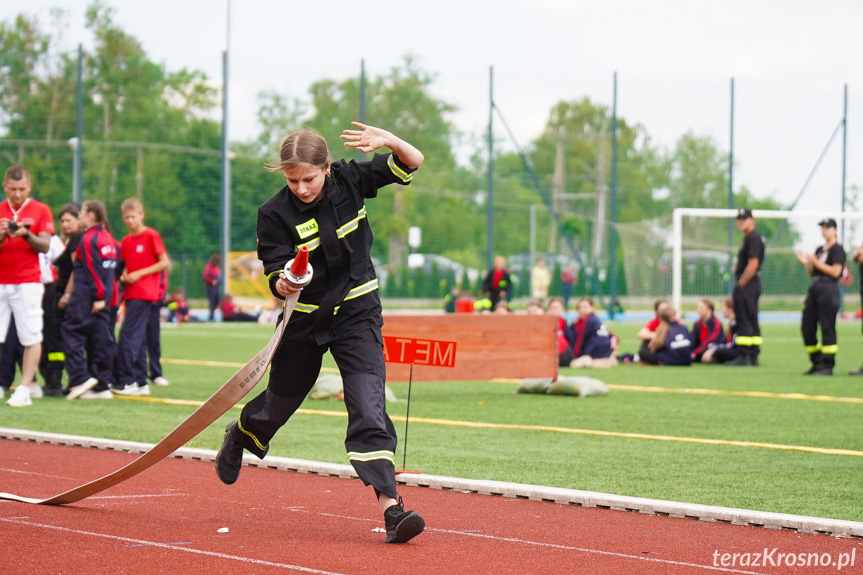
0 439 860 575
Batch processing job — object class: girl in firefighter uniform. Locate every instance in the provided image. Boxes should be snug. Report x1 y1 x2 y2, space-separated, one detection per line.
215 122 426 544
797 218 845 376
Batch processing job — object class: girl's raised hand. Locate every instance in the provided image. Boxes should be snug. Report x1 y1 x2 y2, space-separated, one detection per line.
341 122 389 153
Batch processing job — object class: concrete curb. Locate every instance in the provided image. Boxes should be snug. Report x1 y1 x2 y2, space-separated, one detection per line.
2 427 860 538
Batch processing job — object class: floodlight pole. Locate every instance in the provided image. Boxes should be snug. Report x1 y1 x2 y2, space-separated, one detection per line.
608 72 619 319
220 1 232 299
727 78 735 293
73 43 84 204
487 66 494 270
841 84 848 243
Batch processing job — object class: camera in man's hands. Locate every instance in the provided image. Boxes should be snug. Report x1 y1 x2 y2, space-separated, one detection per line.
8 221 18 232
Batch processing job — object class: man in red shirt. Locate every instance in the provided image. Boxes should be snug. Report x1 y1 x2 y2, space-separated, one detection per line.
0 166 56 407
113 198 170 396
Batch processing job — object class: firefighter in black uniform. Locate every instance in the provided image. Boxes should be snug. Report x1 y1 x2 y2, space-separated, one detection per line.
215 122 426 544
728 208 765 366
797 218 845 376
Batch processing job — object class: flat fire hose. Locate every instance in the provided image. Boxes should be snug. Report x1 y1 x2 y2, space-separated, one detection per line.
0 292 298 506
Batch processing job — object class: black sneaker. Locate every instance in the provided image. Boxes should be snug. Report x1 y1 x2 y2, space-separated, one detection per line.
384 500 425 544
808 366 833 376
215 421 244 485
850 366 863 376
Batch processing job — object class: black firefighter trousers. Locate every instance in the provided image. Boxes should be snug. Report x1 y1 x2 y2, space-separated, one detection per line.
238 325 399 499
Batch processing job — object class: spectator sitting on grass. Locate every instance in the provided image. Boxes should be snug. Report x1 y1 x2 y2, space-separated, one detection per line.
702 297 741 364
220 292 260 322
165 287 191 324
565 296 618 368
638 304 694 366
443 285 460 313
633 297 667 360
690 298 725 363
525 298 545 315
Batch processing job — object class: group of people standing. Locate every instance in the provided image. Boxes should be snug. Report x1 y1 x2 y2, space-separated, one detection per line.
523 207 857 374
628 207 857 374
1 165 171 407
731 207 855 376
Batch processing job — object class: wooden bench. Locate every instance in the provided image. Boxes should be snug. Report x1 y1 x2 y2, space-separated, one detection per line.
381 314 558 381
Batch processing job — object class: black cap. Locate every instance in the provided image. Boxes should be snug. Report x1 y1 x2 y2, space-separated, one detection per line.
736 208 753 220
818 218 837 228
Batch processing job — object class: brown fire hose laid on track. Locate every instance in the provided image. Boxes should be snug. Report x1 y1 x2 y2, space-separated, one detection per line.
0 248 312 506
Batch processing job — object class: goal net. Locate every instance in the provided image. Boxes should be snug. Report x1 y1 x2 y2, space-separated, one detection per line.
669 208 863 314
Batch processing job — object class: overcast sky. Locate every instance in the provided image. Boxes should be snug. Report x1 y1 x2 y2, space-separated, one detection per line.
3 0 863 241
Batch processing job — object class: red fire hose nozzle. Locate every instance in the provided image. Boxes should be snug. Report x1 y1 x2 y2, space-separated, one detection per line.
283 245 313 289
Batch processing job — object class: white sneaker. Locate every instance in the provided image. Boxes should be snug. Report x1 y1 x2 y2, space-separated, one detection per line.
80 389 114 400
152 376 170 387
67 378 99 401
6 386 32 407
136 384 151 396
111 383 141 396
29 385 44 399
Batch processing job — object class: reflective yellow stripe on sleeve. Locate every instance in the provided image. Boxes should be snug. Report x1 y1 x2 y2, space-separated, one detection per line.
387 155 413 183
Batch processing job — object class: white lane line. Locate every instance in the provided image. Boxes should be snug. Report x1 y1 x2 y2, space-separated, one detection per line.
308 510 766 575
90 494 188 500
427 527 768 575
0 468 74 481
0 517 352 575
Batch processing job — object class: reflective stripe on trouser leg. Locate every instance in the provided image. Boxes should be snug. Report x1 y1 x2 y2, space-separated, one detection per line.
239 334 325 458
342 372 398 500
805 343 822 366
821 344 838 368
238 388 307 458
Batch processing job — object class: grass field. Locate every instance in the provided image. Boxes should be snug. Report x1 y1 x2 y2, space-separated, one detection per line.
4 314 863 523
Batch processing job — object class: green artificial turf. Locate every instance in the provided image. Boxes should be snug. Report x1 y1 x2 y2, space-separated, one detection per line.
3 318 862 522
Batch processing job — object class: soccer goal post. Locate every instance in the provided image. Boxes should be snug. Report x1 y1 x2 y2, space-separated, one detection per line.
671 208 863 314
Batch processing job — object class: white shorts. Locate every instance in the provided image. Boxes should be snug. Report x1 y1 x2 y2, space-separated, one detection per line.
0 283 45 346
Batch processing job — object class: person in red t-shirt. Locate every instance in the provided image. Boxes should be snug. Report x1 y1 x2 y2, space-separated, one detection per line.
0 166 55 407
634 298 668 360
481 255 515 309
203 253 222 322
113 198 170 397
219 292 260 322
